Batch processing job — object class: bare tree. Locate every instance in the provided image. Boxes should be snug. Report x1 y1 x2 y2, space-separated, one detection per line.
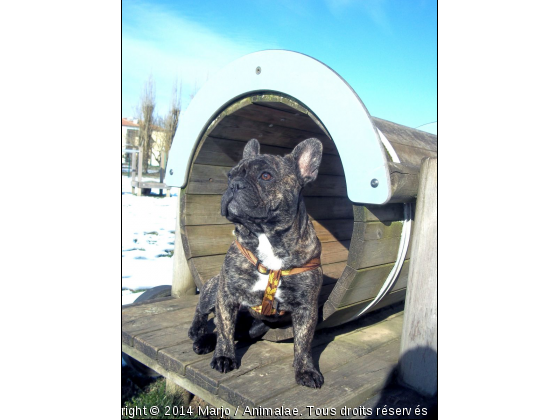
138 74 156 174
166 78 182 153
156 78 182 168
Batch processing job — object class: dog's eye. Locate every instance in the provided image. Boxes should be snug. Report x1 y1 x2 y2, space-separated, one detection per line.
260 172 272 181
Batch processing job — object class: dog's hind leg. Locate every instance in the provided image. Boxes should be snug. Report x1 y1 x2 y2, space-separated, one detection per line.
234 312 270 341
188 275 219 354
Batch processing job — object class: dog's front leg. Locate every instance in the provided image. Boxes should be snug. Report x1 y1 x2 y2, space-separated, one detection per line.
210 292 239 373
292 307 324 388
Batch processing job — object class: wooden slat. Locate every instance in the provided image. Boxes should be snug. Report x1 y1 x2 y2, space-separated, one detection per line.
390 142 438 167
186 164 347 197
182 194 229 226
353 203 406 222
209 114 338 155
122 306 197 346
305 197 354 220
352 220 405 241
321 261 347 285
157 341 215 375
322 289 406 327
337 260 410 308
251 97 309 116
190 254 226 285
371 116 437 152
194 136 345 176
186 225 235 258
260 341 399 417
183 194 354 225
219 316 403 409
185 219 353 258
189 241 349 284
133 322 193 361
233 103 324 134
186 164 229 195
122 296 198 323
183 340 295 395
347 236 400 269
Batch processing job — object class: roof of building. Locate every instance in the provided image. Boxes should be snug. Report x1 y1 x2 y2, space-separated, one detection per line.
122 117 139 127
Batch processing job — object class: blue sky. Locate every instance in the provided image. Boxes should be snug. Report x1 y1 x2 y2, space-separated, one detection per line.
122 0 436 133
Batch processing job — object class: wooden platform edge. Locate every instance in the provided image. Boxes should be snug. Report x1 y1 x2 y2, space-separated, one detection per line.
122 343 252 419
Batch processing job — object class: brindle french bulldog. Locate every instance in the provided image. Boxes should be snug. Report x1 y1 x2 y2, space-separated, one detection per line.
188 137 324 388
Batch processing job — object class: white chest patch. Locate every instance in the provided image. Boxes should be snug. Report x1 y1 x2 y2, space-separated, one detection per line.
251 273 284 302
256 234 283 270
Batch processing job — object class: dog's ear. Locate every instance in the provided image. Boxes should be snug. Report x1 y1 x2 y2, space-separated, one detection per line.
291 138 323 185
243 138 260 159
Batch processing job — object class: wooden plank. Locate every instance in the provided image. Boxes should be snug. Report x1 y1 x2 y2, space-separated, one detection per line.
186 163 347 197
190 254 226 284
305 197 354 220
122 296 199 323
156 341 215 376
122 306 197 346
185 219 353 259
172 195 197 297
233 103 324 134
183 195 354 225
322 289 406 327
251 97 309 116
347 236 401 269
184 340 295 395
133 322 193 361
321 261 346 285
222 337 399 411
209 114 338 155
138 181 167 189
182 194 229 226
399 157 437 397
320 240 350 264
390 142 438 167
353 203 406 222
189 241 348 284
371 116 437 152
328 262 395 309
186 225 235 258
186 164 229 195
387 161 420 203
338 260 410 308
352 220 405 241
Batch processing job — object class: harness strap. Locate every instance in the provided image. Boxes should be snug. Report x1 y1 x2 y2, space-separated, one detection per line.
235 240 321 316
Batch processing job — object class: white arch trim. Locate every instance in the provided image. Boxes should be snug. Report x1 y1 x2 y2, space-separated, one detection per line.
165 50 391 204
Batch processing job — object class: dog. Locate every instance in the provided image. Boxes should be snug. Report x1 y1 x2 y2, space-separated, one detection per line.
188 137 325 388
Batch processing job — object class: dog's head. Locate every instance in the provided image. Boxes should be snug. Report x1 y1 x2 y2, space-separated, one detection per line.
221 138 323 230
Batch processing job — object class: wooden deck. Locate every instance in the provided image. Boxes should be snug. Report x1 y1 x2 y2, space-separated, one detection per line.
122 295 406 418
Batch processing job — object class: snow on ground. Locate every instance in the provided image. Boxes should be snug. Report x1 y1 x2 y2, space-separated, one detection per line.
122 175 180 305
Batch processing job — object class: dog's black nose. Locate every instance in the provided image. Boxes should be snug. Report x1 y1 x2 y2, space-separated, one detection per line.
230 178 247 191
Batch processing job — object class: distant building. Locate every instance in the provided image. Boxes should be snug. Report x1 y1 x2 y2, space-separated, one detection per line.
122 117 166 167
122 117 140 150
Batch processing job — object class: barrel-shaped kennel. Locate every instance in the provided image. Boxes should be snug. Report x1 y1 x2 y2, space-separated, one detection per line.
166 51 437 340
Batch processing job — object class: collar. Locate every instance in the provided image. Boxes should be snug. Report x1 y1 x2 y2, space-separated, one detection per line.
235 240 321 316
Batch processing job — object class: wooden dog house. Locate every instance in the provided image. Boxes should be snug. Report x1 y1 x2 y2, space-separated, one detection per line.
165 50 437 340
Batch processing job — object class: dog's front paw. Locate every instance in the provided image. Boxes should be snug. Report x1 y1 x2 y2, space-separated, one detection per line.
295 369 324 389
193 333 217 354
210 356 238 373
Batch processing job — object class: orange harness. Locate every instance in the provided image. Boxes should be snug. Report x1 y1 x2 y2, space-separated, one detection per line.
235 241 321 316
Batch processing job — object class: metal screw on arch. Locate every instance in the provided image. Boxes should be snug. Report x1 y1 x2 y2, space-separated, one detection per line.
255 66 261 75
370 178 379 188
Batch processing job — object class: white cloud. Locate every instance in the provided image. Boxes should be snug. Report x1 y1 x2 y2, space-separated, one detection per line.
122 1 276 117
